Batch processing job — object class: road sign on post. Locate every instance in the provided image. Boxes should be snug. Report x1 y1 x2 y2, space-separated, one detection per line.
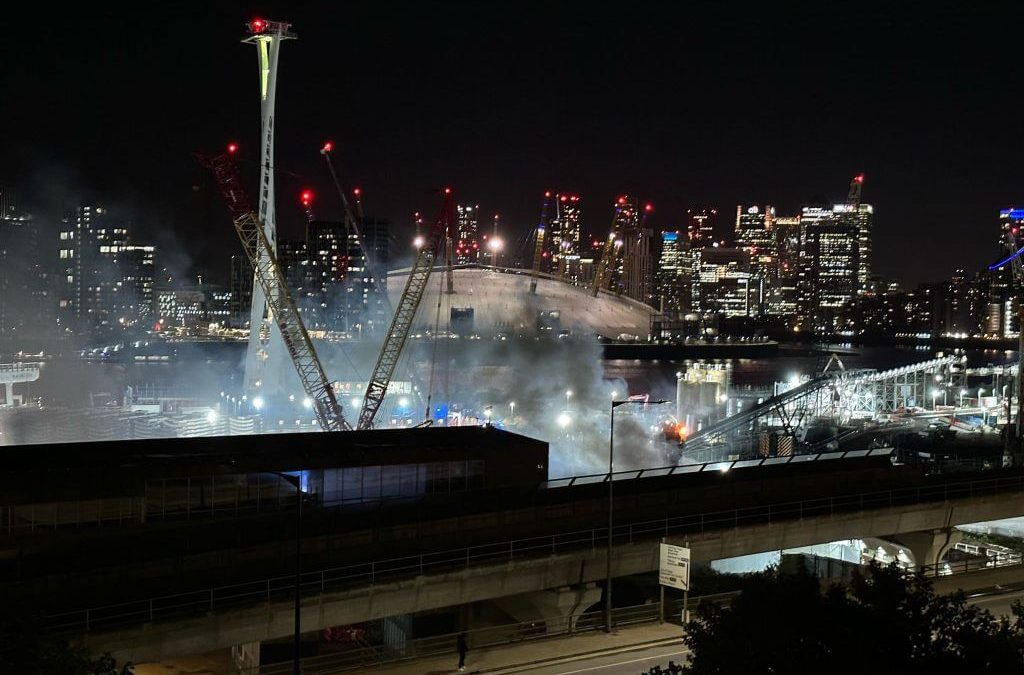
660 543 690 590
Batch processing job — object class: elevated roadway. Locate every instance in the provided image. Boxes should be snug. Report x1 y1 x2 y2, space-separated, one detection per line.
40 465 1024 663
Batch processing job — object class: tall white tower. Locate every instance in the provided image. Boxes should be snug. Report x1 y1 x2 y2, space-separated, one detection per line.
241 18 295 395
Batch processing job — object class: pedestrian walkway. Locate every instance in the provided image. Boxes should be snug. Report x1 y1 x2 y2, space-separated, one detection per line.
366 621 684 675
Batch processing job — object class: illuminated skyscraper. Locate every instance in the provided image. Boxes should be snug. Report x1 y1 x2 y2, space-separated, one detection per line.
734 205 778 316
694 247 751 317
58 205 155 332
833 203 874 293
551 194 582 281
767 214 801 319
797 207 860 333
657 230 691 313
687 208 717 248
455 204 480 265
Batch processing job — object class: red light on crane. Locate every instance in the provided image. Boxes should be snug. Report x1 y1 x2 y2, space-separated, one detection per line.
617 196 626 205
855 174 865 183
250 18 266 32
321 140 334 153
300 189 314 206
226 142 238 154
560 195 568 202
443 187 452 195
644 203 654 213
544 191 552 198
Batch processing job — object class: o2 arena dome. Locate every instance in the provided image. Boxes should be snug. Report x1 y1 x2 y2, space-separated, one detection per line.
386 264 655 340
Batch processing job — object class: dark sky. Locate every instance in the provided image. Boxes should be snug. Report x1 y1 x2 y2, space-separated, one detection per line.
2 2 1022 286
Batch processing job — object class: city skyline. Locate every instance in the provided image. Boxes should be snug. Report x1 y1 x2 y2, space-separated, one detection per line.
2 4 1023 287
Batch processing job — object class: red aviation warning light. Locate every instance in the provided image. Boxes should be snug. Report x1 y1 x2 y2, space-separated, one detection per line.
617 196 627 205
443 187 452 195
644 203 654 213
560 195 568 202
250 18 267 33
300 189 314 206
544 191 552 198
855 173 865 183
352 187 362 197
226 142 239 154
321 140 334 154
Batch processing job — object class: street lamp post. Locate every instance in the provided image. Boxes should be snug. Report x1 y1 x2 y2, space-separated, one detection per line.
271 472 303 675
606 398 668 633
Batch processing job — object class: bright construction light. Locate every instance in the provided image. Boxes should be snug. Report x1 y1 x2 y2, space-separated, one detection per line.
302 397 313 409
351 397 360 408
488 237 503 252
788 374 801 387
719 394 729 403
932 391 940 399
413 235 426 248
252 396 265 410
399 397 410 407
557 412 572 428
206 411 218 424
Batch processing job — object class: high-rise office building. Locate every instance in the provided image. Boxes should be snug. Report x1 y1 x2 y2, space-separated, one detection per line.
58 205 155 332
734 205 778 316
455 204 480 265
686 208 718 248
0 203 51 337
608 196 654 303
657 230 691 314
797 207 859 333
551 194 582 281
346 217 390 332
693 247 751 317
767 214 801 319
833 203 874 293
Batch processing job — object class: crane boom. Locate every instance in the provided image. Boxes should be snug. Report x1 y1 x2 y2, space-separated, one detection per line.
200 150 351 432
529 192 553 294
357 189 455 430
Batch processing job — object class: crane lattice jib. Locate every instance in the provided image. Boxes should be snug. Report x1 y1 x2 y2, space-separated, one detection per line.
357 192 454 430
201 153 350 432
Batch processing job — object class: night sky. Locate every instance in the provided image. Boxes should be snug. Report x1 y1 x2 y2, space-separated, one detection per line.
2 2 1022 286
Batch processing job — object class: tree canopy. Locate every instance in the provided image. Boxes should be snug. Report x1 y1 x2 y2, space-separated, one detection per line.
683 562 1024 674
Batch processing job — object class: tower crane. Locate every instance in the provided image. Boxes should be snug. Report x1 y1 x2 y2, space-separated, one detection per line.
529 191 553 294
357 189 455 430
200 147 351 432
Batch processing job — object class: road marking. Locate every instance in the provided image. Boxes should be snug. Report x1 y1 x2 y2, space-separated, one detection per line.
550 648 690 675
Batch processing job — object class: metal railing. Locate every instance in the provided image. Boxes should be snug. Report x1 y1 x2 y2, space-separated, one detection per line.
43 471 1024 636
241 595 732 675
921 549 1024 578
542 448 895 488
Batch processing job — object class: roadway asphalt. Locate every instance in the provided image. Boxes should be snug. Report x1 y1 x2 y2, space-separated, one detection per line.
496 643 689 675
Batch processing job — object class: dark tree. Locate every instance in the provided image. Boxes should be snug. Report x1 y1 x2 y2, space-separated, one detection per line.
0 618 133 675
683 562 1024 674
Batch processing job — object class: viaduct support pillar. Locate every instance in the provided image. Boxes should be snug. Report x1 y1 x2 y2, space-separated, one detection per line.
492 584 603 635
0 382 10 407
230 641 260 673
891 527 963 572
